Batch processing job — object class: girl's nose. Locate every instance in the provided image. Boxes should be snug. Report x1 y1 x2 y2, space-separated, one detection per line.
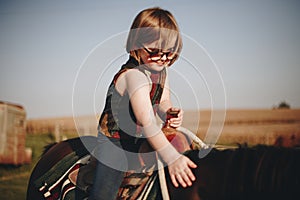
160 54 167 61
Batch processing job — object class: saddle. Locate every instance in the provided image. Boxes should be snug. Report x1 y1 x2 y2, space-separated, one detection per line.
34 126 193 200
69 155 158 200
34 152 159 200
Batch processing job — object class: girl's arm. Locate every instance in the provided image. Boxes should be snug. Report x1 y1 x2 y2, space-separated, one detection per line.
123 69 196 188
157 72 172 119
158 71 184 128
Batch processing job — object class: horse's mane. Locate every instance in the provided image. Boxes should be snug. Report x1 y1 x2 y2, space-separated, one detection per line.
185 145 300 198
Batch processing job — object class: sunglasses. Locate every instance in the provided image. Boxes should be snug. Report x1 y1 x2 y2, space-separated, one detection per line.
142 45 175 62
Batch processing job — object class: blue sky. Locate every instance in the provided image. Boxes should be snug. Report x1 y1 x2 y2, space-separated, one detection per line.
1 0 300 118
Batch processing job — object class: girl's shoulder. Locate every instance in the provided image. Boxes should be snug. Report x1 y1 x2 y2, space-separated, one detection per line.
113 67 147 84
114 68 151 96
123 68 151 84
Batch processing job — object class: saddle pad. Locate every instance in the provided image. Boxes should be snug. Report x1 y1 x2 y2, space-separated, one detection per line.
34 153 90 199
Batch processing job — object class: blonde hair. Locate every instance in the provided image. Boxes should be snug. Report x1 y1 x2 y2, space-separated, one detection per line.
126 7 182 66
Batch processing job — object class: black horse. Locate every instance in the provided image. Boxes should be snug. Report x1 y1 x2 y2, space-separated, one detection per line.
27 136 300 200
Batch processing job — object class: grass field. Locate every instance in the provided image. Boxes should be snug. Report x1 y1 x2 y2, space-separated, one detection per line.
1 109 299 199
0 133 77 200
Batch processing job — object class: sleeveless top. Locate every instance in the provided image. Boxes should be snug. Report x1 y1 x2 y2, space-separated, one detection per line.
98 56 166 140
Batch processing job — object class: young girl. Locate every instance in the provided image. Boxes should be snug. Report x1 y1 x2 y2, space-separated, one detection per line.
89 7 197 200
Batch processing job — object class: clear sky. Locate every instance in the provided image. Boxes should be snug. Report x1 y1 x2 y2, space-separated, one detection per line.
1 0 300 119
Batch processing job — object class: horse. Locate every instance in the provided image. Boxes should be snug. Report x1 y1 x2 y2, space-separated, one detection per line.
27 136 300 200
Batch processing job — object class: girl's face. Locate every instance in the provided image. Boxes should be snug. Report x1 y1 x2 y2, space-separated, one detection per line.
140 40 176 72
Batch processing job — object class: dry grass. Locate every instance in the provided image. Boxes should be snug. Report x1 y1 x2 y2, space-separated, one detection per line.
26 115 98 138
27 109 300 147
183 109 300 147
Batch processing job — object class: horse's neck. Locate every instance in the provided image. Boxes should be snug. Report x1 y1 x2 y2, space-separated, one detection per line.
220 147 298 194
155 147 298 199
182 148 297 197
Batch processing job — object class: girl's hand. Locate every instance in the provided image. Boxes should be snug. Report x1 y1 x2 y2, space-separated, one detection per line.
168 155 197 188
168 108 183 128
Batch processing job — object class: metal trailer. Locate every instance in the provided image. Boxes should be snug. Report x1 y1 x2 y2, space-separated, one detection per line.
0 101 32 165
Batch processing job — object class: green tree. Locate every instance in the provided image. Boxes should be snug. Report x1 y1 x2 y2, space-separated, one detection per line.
277 101 291 109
